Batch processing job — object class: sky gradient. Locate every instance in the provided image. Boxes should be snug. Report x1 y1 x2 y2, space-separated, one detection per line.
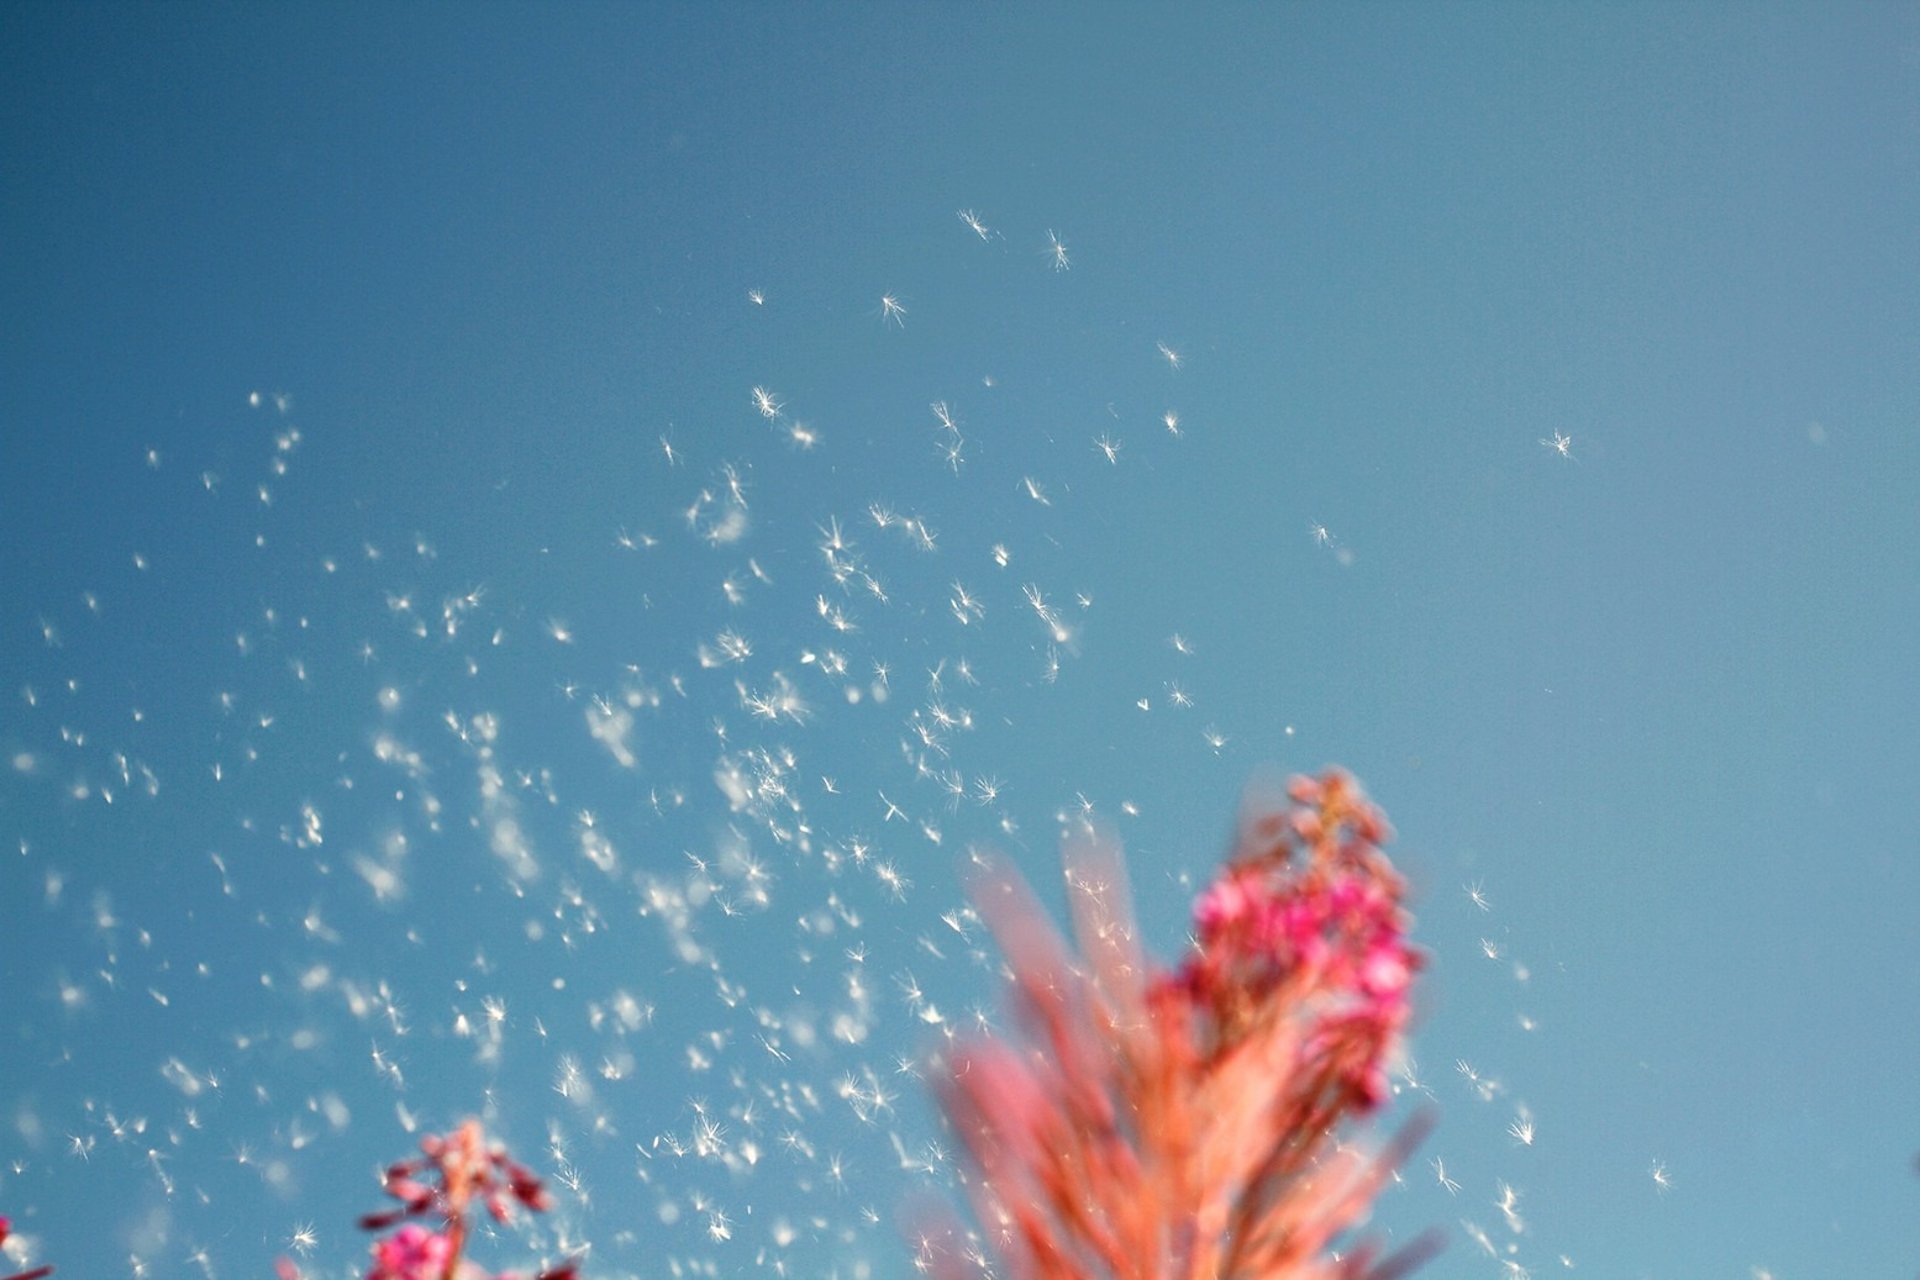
4 6 1919 1279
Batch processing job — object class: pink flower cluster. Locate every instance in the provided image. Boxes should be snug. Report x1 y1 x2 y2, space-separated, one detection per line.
360 1121 555 1234
932 768 1434 1280
277 1120 578 1280
1173 770 1421 1108
368 1225 457 1280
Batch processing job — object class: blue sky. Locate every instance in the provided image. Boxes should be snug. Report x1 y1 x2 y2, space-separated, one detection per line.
3 5 1918 1278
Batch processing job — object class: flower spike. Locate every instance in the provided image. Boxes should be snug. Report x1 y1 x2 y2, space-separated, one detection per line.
932 769 1437 1280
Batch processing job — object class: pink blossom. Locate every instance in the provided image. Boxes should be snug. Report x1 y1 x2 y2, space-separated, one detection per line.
1193 869 1259 933
1360 940 1413 1000
368 1225 453 1280
332 1121 581 1280
932 768 1436 1280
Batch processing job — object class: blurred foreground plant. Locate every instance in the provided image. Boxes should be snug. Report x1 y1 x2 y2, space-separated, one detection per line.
929 769 1437 1280
279 1119 577 1280
0 1216 53 1280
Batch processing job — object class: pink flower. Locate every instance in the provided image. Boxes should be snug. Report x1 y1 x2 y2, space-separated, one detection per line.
1193 869 1260 934
1360 939 1413 1000
368 1225 453 1280
930 768 1437 1280
338 1121 581 1280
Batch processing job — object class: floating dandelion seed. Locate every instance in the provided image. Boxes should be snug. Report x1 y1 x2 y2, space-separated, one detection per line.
880 294 908 327
1540 429 1574 460
1044 229 1070 271
1496 1180 1525 1233
1156 341 1182 370
0 1217 53 1280
957 209 992 240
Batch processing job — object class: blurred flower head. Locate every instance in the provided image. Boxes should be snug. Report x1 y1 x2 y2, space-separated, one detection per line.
277 1120 577 1280
929 768 1436 1280
369 1224 455 1280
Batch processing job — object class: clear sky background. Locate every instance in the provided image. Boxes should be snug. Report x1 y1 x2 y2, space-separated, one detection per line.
3 5 1918 1279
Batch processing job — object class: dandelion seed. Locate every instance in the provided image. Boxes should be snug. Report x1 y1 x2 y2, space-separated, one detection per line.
1496 1180 1525 1233
957 209 992 240
1541 429 1574 460
1022 584 1073 644
752 386 783 419
880 293 908 327
1509 1116 1536 1146
1432 1157 1460 1194
1651 1159 1673 1193
949 581 984 626
1044 229 1070 272
1156 341 1182 370
1094 434 1121 464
